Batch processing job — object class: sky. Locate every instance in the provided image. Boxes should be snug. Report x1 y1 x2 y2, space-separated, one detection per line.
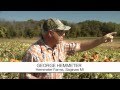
0 11 120 24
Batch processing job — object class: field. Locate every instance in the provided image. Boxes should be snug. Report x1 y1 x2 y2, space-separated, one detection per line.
0 37 120 79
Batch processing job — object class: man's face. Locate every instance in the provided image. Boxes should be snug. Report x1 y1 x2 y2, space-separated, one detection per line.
51 30 65 44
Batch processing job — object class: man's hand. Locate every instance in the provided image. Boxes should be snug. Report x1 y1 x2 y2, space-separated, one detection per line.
102 32 117 43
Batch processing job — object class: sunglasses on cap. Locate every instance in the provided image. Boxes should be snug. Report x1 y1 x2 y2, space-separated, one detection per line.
54 30 66 36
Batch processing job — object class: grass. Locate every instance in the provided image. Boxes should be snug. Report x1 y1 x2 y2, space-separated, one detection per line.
0 37 120 48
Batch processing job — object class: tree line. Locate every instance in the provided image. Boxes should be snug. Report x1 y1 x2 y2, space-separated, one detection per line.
0 19 120 38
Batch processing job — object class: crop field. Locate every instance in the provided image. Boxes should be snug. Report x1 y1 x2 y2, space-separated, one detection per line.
0 37 120 79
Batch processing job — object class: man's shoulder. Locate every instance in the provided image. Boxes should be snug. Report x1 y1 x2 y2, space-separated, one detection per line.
27 40 42 53
28 44 41 52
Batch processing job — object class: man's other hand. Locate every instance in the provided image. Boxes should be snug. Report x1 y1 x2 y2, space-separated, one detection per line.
102 32 117 43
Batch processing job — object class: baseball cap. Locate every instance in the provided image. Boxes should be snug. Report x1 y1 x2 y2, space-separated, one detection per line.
42 18 71 31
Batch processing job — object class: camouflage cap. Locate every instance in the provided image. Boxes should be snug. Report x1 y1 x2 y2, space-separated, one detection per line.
42 18 71 32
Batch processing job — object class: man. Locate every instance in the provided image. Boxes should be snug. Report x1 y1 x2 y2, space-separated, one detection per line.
19 18 117 79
